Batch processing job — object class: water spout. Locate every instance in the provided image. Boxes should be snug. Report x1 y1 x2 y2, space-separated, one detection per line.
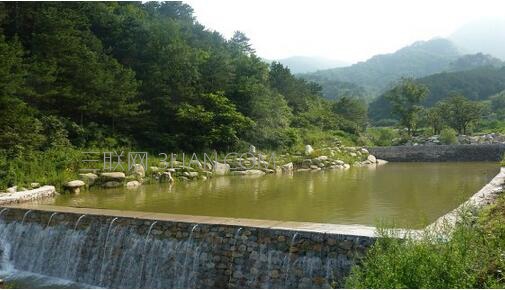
99 217 119 285
177 224 199 288
138 221 159 287
227 227 243 287
0 208 8 220
284 232 300 286
21 210 32 225
74 214 87 230
46 213 58 228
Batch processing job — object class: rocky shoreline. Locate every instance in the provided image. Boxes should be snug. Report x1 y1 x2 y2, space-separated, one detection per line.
0 144 386 205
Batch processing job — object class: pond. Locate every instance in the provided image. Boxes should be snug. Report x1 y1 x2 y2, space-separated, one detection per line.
41 162 499 229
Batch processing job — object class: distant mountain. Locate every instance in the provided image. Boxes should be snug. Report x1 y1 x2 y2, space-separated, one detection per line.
450 18 505 60
300 38 461 98
273 56 349 74
368 66 505 122
448 53 503 72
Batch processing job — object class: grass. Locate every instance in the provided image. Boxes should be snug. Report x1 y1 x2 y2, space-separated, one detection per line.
345 195 505 288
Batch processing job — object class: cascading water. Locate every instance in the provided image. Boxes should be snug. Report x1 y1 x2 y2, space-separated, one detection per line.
284 232 299 286
0 211 359 288
74 214 86 230
21 210 32 225
46 213 58 228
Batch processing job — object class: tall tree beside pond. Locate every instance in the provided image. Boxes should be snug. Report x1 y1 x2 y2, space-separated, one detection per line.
385 78 429 136
443 95 485 134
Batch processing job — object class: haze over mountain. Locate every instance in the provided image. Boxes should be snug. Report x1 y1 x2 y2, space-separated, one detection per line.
300 38 461 98
450 18 505 60
273 56 349 74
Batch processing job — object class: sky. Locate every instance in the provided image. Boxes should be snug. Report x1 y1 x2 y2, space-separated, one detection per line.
183 0 505 63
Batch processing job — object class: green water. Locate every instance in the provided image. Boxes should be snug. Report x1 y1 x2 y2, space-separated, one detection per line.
47 162 499 228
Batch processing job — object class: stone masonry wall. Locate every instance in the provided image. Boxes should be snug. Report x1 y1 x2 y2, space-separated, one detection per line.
368 144 505 162
0 207 375 288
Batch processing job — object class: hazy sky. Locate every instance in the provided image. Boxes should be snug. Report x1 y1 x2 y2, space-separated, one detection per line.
184 0 505 63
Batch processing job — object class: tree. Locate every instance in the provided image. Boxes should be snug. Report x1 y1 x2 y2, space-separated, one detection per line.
332 96 368 132
425 102 446 135
444 95 484 134
175 92 253 151
385 78 429 136
490 90 505 120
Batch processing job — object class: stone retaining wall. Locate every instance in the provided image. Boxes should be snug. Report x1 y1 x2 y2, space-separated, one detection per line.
0 206 376 288
0 186 55 205
368 144 505 162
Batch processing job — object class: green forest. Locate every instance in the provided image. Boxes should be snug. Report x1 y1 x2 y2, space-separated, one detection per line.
0 1 367 157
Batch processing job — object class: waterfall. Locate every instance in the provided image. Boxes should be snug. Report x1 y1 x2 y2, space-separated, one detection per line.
0 213 355 288
46 213 58 228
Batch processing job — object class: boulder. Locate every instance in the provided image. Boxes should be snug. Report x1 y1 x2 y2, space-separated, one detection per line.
214 161 230 175
343 163 351 170
314 156 329 162
63 180 85 194
100 172 126 182
350 152 357 157
335 160 344 165
310 165 319 170
132 164 145 179
231 169 265 176
304 145 314 155
6 186 17 193
103 181 122 188
162 171 174 183
367 154 377 164
30 183 40 189
79 173 98 186
183 171 199 178
126 180 141 188
249 144 256 153
360 148 369 155
376 159 389 165
281 162 293 173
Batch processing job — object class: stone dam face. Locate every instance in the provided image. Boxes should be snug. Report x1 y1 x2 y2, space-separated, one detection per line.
368 144 505 162
0 207 375 288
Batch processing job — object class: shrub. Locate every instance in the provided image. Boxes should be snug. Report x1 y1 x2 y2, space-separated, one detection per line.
367 127 398 146
439 128 458 145
345 197 505 288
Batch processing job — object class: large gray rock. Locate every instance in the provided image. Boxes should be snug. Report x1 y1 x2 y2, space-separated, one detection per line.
231 169 265 176
132 164 145 179
64 180 86 194
126 180 141 188
367 154 377 164
6 186 17 193
100 172 126 182
79 173 98 186
305 145 314 155
30 183 40 189
249 144 256 153
214 162 230 175
281 162 293 173
103 181 122 188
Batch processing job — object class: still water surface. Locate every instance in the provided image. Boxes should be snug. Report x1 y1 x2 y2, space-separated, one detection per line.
46 162 499 228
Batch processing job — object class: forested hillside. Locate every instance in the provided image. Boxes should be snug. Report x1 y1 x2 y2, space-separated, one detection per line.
300 39 461 98
369 66 505 122
0 1 366 154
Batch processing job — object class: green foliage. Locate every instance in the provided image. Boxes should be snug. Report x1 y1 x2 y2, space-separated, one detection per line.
443 95 485 134
0 147 83 190
370 66 505 123
346 197 505 288
439 128 458 145
385 79 429 135
367 127 399 146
